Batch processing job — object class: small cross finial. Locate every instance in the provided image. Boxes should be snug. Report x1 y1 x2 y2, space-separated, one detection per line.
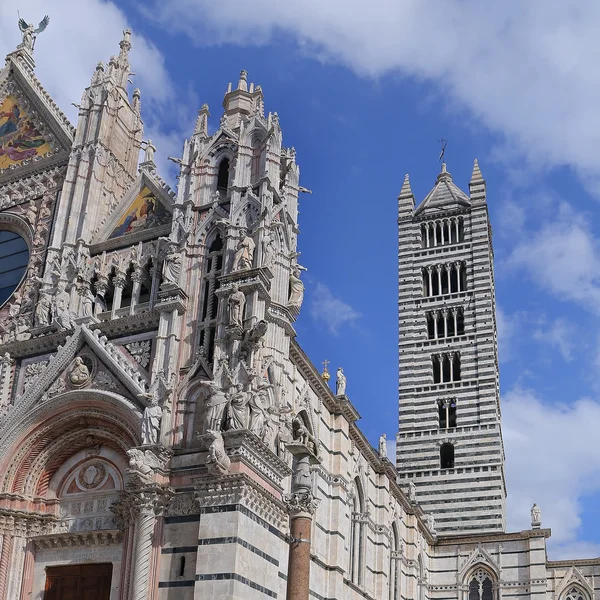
438 138 447 163
321 359 331 382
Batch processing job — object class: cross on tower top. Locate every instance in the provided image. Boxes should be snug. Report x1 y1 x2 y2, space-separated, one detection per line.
321 359 331 382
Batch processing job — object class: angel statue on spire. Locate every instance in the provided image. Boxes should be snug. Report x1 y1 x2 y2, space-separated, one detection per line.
18 15 50 52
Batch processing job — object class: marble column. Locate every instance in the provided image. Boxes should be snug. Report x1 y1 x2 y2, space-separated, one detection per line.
284 444 319 600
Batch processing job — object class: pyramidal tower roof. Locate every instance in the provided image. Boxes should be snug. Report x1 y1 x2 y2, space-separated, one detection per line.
414 163 471 216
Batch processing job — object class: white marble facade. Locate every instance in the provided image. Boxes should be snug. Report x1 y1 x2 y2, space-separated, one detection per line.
0 26 597 600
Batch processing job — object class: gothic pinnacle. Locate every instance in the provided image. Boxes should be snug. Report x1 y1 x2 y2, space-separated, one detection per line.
238 70 248 92
470 158 484 184
399 173 413 198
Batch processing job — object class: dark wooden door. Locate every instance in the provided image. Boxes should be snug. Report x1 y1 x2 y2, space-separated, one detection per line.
44 564 112 600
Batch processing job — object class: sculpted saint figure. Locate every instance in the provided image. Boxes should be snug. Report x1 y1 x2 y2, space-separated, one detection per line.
141 395 162 445
53 283 72 329
227 284 246 329
69 357 91 387
248 384 272 438
203 380 229 432
161 244 182 286
81 287 94 317
288 266 304 308
378 433 387 458
35 292 52 327
232 229 255 271
336 367 346 396
227 383 251 430
531 503 542 527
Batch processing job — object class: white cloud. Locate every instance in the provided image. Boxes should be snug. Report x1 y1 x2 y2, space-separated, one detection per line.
533 318 575 362
496 306 519 364
148 0 600 186
503 387 600 556
506 204 600 313
0 1 176 170
309 282 361 335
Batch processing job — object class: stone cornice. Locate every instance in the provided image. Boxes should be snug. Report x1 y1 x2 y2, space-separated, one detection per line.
32 529 123 549
435 528 552 545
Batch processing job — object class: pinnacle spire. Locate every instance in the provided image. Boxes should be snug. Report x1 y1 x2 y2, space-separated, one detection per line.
194 104 210 137
398 173 415 218
470 158 484 184
399 174 413 197
237 70 248 92
469 158 486 202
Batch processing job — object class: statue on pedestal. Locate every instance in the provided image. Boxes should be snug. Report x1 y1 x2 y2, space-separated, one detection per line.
378 433 387 458
232 229 255 271
202 380 229 433
531 503 542 528
336 367 346 396
288 266 305 309
141 395 162 446
227 285 246 329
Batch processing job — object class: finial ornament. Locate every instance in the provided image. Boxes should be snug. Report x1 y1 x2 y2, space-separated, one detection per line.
18 14 49 52
238 70 248 92
321 359 330 382
438 137 447 163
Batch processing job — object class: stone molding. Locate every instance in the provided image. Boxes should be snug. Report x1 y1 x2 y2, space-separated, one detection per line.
31 529 123 549
193 473 287 528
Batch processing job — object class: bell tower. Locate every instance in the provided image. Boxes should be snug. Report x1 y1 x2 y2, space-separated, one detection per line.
396 161 506 535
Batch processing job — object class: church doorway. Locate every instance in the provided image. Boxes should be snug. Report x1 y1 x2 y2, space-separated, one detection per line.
44 563 112 600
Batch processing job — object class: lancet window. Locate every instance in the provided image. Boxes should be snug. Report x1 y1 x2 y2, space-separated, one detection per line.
438 398 457 429
217 158 230 192
422 262 467 297
349 477 366 586
564 587 587 600
421 216 464 248
467 568 495 600
440 442 455 469
389 522 400 600
198 233 224 362
432 352 461 383
426 307 465 339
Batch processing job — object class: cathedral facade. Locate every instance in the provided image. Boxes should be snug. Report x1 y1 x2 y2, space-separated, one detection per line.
0 25 598 600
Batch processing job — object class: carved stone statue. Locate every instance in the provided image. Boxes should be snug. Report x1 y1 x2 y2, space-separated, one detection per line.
143 139 156 164
248 384 272 438
378 433 387 458
408 481 416 503
227 384 251 430
126 448 161 485
161 244 182 286
69 357 91 388
35 292 52 327
141 395 162 446
227 285 245 329
531 503 542 528
81 287 94 317
205 429 230 476
288 266 304 308
261 228 277 268
52 283 73 329
18 15 49 52
336 367 346 396
426 513 436 534
292 414 317 456
232 229 255 271
203 380 229 432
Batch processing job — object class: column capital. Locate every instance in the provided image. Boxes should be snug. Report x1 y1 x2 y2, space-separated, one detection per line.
283 491 319 517
110 485 173 529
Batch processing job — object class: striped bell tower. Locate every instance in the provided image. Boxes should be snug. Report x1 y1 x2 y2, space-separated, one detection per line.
396 161 506 535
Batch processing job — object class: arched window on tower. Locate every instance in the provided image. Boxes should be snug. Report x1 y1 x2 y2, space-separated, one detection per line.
468 568 495 600
438 398 457 429
198 233 224 362
217 158 230 192
440 443 455 469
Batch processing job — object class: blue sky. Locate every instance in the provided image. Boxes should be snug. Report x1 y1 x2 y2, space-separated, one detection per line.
4 0 600 559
